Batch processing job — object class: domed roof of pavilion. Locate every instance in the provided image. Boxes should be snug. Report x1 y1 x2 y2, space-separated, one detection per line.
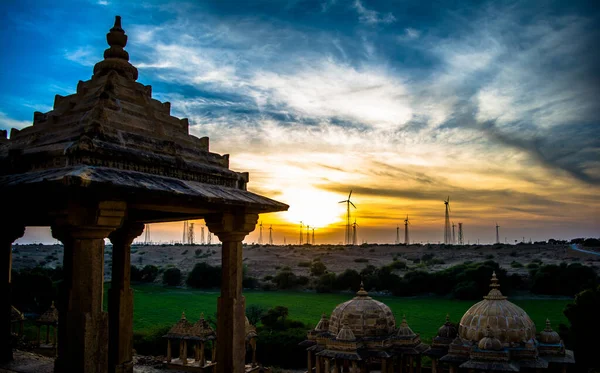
314 313 330 332
437 314 458 339
538 319 561 345
37 301 58 324
164 311 193 338
459 272 536 344
189 313 215 341
328 282 396 338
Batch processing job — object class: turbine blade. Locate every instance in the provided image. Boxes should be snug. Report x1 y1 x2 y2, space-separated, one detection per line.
338 200 347 203
350 201 357 209
348 190 353 199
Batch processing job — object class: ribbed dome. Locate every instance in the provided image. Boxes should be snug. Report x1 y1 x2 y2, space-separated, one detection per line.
328 283 396 338
478 326 503 351
337 321 357 341
396 316 417 338
459 272 536 343
538 319 561 344
314 313 330 332
437 314 458 339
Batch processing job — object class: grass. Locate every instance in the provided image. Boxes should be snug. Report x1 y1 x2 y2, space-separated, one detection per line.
122 284 572 343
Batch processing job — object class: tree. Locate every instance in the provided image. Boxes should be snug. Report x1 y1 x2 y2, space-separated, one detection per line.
162 268 181 286
246 304 268 325
261 306 290 328
186 262 221 288
564 285 600 371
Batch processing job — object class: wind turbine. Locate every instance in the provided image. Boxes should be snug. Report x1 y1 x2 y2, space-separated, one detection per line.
404 215 410 245
299 221 303 245
452 222 456 245
268 225 273 245
306 224 310 245
444 196 451 244
258 221 263 245
495 222 500 244
339 190 356 245
352 219 359 246
311 227 315 245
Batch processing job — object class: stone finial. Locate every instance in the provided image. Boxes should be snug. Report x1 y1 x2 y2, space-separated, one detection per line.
446 314 450 323
484 271 507 300
200 312 205 320
93 16 139 80
181 311 186 320
356 281 368 296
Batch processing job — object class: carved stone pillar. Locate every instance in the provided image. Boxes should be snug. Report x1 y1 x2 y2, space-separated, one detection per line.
0 224 25 363
166 340 172 362
316 356 322 373
52 201 125 373
308 350 313 372
205 212 258 373
108 222 144 373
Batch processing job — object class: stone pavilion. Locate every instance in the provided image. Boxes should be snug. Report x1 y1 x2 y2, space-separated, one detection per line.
439 272 574 372
0 15 287 373
301 283 428 372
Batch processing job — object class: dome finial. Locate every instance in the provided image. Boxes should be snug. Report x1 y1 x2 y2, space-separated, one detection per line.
93 16 139 80
445 313 450 323
181 311 186 319
356 281 368 296
490 271 500 288
545 318 552 331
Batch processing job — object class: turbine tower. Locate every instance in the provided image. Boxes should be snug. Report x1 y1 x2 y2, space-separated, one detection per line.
452 222 456 245
352 219 359 246
200 226 205 245
312 227 315 245
496 222 500 244
338 190 356 245
183 221 188 244
207 232 212 245
306 224 310 245
396 225 400 245
444 196 451 244
144 224 151 244
299 221 303 245
458 222 464 245
258 221 263 244
188 223 195 245
404 215 410 245
269 225 273 245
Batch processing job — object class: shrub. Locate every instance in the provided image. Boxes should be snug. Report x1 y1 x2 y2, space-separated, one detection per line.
181 249 188 255
485 254 494 259
140 265 159 282
297 261 311 268
511 261 523 268
272 270 298 290
526 263 540 269
263 275 274 281
316 273 337 293
162 268 181 286
186 262 221 288
354 258 369 263
334 269 361 291
132 325 171 356
310 261 327 276
388 260 407 270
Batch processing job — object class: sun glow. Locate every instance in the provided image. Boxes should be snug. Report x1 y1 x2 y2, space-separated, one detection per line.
279 187 346 229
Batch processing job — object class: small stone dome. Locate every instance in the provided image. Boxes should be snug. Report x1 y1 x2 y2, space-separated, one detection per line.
336 321 357 341
328 283 396 338
538 319 561 344
459 272 536 343
478 326 503 351
314 313 330 332
396 316 417 338
437 314 458 339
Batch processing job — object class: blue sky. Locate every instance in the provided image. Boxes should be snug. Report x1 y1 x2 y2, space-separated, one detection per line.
1 0 599 244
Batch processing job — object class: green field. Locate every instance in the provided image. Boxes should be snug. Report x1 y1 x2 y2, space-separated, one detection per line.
128 285 572 342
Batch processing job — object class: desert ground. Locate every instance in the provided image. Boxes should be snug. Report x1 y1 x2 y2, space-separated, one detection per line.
11 241 599 281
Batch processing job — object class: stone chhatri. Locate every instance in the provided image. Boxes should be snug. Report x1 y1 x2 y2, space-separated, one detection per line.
0 16 287 373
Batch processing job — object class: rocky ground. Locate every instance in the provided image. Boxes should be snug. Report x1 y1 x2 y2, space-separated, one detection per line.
11 242 600 282
0 351 302 373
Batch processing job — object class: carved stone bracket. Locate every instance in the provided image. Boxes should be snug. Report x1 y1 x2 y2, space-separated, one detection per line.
204 212 258 242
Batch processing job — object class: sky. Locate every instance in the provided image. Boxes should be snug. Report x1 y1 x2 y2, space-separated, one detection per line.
1 0 599 245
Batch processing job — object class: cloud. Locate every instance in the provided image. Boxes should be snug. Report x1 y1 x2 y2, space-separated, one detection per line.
353 0 396 25
64 46 98 67
0 111 31 132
